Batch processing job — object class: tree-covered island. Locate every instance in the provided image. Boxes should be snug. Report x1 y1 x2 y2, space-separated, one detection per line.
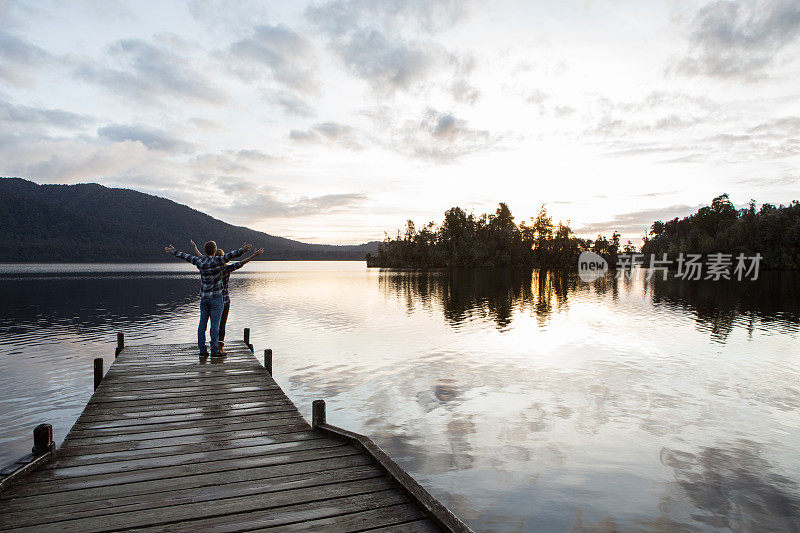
368 195 800 270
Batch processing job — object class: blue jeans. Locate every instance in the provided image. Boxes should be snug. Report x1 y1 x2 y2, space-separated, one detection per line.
198 296 224 354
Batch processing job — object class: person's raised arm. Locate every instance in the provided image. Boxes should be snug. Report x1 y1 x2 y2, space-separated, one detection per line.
190 239 202 257
221 242 252 262
227 248 264 272
165 244 200 265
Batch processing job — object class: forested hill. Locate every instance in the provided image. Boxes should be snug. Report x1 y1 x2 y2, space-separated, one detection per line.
0 178 378 262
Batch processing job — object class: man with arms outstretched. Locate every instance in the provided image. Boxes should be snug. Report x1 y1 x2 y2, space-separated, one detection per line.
164 240 252 358
190 239 264 356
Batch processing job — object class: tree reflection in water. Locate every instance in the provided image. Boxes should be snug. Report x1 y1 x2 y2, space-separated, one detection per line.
378 268 581 329
379 268 800 339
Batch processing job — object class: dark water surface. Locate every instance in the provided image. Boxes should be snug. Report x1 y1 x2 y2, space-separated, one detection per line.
1 262 798 531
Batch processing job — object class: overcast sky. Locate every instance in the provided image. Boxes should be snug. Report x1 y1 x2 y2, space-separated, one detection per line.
1 0 798 244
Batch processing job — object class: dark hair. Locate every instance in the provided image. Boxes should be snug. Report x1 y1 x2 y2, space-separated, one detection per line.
215 249 224 256
204 241 216 255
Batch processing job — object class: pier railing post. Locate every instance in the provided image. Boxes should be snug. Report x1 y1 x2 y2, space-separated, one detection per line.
244 327 253 352
93 358 104 391
312 399 326 428
115 332 124 357
264 348 273 376
32 424 54 456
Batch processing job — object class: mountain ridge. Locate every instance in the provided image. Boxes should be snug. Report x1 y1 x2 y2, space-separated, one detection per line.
0 177 378 262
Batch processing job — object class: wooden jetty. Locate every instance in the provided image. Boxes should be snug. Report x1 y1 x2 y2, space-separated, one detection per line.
0 331 470 532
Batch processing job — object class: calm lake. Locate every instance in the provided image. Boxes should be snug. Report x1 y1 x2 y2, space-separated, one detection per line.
0 262 798 531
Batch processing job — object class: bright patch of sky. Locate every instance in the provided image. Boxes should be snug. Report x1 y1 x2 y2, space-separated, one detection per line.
1 0 798 243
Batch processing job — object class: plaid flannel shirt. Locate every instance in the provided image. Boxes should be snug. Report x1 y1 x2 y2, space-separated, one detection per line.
221 261 245 304
172 248 245 299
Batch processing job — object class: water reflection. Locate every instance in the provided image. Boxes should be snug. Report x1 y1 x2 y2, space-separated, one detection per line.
650 274 800 341
661 441 800 531
0 263 798 531
379 268 800 339
0 273 198 336
379 269 579 328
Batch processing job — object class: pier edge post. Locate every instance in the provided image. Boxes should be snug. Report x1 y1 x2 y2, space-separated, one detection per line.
312 400 326 428
114 332 125 357
244 328 253 352
115 332 124 357
32 423 54 456
264 349 273 376
93 358 104 391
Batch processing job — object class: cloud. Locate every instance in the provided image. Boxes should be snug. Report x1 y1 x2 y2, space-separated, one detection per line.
307 0 474 36
98 124 194 152
233 149 275 163
576 204 702 235
0 30 53 86
553 105 575 117
397 108 500 162
735 174 799 188
525 89 549 104
579 92 800 163
330 28 439 94
675 0 800 79
228 24 319 93
0 100 93 129
746 116 800 137
306 0 479 99
350 105 503 162
212 180 368 218
190 149 277 173
588 91 717 138
70 37 227 104
289 121 362 149
0 136 153 183
188 117 223 131
264 89 316 117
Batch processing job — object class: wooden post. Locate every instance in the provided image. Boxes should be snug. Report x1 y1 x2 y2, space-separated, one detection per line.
31 424 53 455
264 348 273 376
115 332 124 357
244 328 253 352
312 400 326 428
93 358 103 391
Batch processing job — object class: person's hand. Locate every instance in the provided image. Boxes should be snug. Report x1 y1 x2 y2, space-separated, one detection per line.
190 239 196 248
253 247 264 257
242 242 253 252
164 244 175 253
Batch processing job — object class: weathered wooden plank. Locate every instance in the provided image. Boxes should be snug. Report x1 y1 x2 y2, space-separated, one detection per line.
78 395 292 416
85 384 269 402
67 407 303 433
76 398 295 422
85 389 283 407
365 519 443 533
104 366 263 377
98 375 271 389
249 502 426 532
1 465 386 529
47 431 323 467
105 365 262 376
1 454 372 509
128 488 409 533
57 425 312 457
62 417 308 445
58 422 311 452
6 478 399 532
30 437 347 480
12 444 359 495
